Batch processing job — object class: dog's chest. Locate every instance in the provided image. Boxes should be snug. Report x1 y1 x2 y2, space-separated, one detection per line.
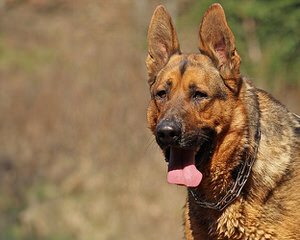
187 202 276 240
212 209 275 240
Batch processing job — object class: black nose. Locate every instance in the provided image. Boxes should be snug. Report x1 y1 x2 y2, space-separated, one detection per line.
156 120 181 145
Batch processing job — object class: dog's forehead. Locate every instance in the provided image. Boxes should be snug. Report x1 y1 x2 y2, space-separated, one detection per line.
165 54 213 70
158 53 220 88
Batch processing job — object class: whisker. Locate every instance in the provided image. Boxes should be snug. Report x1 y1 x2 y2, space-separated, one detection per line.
144 136 156 154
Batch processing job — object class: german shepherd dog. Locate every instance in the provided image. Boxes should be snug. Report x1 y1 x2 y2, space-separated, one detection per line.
146 3 300 240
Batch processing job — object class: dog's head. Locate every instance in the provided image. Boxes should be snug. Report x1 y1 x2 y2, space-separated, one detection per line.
146 4 243 187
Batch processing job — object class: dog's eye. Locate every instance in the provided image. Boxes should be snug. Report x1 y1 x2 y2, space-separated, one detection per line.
192 91 208 100
156 90 167 99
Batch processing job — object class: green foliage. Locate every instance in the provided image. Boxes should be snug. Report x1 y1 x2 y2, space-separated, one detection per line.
179 0 300 88
0 37 56 73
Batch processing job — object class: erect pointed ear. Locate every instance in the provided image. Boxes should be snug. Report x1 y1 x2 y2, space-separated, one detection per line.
199 4 241 92
146 5 181 85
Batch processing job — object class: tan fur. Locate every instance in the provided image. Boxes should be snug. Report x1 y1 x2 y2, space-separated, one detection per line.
146 4 300 240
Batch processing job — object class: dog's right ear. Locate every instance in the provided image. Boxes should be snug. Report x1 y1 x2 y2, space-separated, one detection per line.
146 5 181 86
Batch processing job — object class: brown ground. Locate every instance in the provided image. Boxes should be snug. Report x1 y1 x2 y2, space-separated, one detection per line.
0 1 298 240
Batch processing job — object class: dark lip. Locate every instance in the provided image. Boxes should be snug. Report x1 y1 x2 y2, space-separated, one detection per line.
160 129 215 169
163 145 199 162
195 137 214 168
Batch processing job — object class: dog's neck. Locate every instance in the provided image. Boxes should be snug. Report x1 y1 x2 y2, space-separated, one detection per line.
248 88 296 204
188 78 261 211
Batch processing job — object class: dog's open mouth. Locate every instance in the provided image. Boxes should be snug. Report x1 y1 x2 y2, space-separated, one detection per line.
167 147 203 187
162 131 214 188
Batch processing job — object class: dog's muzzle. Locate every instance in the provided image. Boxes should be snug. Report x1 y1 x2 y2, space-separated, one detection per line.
155 119 203 187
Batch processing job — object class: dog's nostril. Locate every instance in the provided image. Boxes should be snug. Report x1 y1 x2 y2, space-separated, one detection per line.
156 122 181 145
158 126 177 137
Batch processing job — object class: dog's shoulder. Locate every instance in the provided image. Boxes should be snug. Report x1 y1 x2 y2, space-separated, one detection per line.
242 83 300 237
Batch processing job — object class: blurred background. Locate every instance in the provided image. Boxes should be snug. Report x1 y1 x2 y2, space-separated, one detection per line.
0 0 299 239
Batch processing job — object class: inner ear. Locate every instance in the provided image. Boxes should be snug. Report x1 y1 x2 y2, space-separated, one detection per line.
214 37 227 65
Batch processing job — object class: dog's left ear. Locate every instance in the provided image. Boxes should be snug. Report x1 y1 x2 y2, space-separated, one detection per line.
146 5 181 86
199 4 241 92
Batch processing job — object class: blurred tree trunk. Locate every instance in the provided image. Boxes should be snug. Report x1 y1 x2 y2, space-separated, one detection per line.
0 0 4 8
134 0 179 33
243 17 262 63
134 0 149 33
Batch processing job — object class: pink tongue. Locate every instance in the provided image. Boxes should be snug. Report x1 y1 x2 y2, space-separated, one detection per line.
167 147 202 187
